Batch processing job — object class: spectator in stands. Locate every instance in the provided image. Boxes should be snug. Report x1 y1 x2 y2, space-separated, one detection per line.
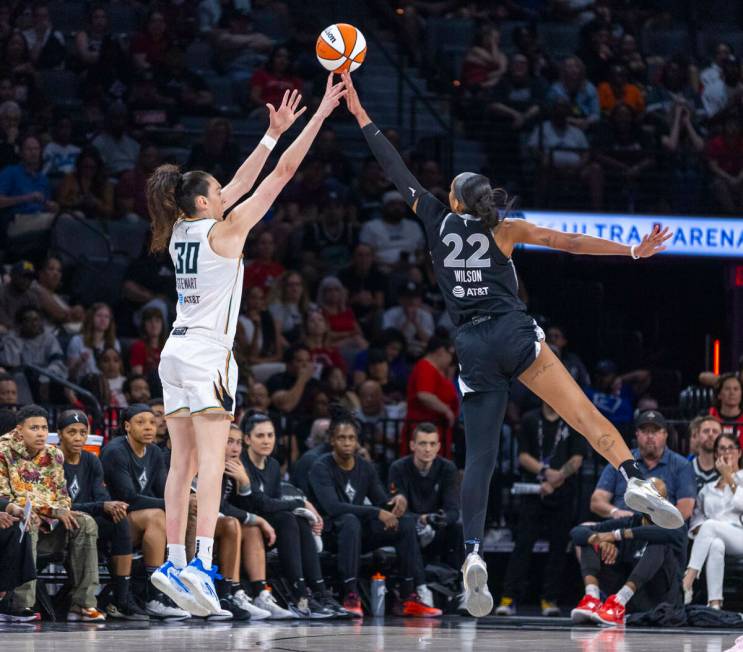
383 281 434 358
314 126 353 185
101 404 188 619
2 30 36 87
301 188 357 278
0 100 21 169
123 374 151 405
303 308 346 376
570 479 686 625
99 346 128 408
22 2 66 70
309 409 440 618
92 103 141 176
292 418 331 497
245 381 270 416
129 307 165 378
267 344 321 418
0 495 36 621
576 21 613 84
403 336 458 457
0 134 58 230
132 9 172 71
706 112 743 214
0 305 67 402
322 366 360 412
147 397 168 448
461 24 508 96
43 113 80 177
58 409 148 620
359 190 425 273
0 260 40 333
688 415 722 492
250 45 303 113
338 243 387 335
354 157 390 221
700 42 735 89
496 402 587 617
702 59 743 120
236 286 284 384
34 255 84 334
646 57 698 128
269 270 312 345
683 432 743 609
239 412 343 617
157 47 214 115
512 24 552 79
0 405 104 621
116 143 161 222
586 359 650 433
545 324 590 388
0 372 17 405
57 146 114 220
590 410 696 522
597 64 645 115
366 347 407 404
709 373 743 445
74 5 117 69
317 276 368 360
616 33 646 86
355 378 401 462
528 96 604 210
244 231 285 294
353 328 409 390
128 70 181 132
548 56 600 131
67 302 120 381
389 422 463 581
212 7 274 82
595 103 655 210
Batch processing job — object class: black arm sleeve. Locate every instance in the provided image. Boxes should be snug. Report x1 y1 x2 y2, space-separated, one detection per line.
362 122 425 208
309 462 380 519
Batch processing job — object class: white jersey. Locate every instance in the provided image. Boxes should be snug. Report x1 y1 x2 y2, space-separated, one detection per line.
168 218 244 347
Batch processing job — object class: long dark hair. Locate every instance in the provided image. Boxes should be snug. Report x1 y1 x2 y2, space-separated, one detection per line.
452 172 516 229
75 146 108 198
147 164 211 253
715 372 742 411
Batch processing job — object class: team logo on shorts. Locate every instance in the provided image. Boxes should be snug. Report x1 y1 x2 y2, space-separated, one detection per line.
452 285 465 298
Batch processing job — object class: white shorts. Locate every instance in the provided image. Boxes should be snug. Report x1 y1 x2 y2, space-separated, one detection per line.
159 333 238 418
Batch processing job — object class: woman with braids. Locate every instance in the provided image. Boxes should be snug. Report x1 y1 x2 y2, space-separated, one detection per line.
340 70 682 618
145 76 347 617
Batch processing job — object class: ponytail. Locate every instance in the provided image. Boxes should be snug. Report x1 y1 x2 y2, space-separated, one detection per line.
146 164 213 253
453 172 516 229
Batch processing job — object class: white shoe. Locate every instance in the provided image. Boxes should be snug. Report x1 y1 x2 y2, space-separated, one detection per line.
206 606 233 621
233 589 271 620
150 561 209 617
461 552 493 618
416 585 434 608
624 477 684 529
178 559 222 615
145 597 191 620
254 589 294 619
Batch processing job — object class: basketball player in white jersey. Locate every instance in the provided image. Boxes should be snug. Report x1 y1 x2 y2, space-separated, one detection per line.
145 75 346 616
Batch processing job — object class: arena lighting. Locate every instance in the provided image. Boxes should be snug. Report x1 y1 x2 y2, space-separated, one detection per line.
514 211 743 258
714 339 721 376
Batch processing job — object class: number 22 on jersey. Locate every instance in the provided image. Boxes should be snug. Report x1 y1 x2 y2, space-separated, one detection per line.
442 233 490 268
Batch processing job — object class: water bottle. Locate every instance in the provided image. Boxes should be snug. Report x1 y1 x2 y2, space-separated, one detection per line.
371 572 386 617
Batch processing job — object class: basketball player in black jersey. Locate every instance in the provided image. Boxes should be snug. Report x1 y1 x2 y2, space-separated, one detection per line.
340 71 681 618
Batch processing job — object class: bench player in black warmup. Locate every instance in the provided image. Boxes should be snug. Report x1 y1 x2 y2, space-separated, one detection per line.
341 71 682 618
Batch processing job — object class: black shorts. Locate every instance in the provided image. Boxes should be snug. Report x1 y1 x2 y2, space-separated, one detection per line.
454 311 544 394
96 514 133 556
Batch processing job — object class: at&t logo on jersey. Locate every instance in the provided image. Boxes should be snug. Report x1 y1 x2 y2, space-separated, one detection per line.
453 285 465 298
452 284 489 298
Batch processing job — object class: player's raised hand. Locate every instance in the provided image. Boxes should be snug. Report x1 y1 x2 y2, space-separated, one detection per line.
341 71 369 126
267 88 307 135
316 73 347 119
635 225 672 258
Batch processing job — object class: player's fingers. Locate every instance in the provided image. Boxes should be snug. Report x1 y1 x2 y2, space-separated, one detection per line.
281 89 289 107
294 105 308 118
326 72 334 91
265 103 275 115
292 93 302 111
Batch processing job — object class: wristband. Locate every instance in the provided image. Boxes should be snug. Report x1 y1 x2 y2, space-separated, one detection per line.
630 245 640 260
260 134 277 151
612 529 622 541
244 513 257 526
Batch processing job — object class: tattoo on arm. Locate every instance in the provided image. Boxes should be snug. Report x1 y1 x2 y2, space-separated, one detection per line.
529 361 555 382
597 433 616 453
560 458 579 478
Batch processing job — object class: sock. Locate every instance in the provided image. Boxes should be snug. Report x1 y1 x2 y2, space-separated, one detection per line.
145 567 159 601
167 544 187 569
585 585 600 600
464 538 480 556
215 578 230 599
311 579 326 595
195 536 214 570
615 585 634 606
112 575 131 605
292 578 307 601
400 577 414 598
231 581 242 595
343 578 358 597
619 460 644 482
252 580 268 596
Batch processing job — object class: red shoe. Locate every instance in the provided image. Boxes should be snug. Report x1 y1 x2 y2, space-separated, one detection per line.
571 595 602 624
342 592 363 618
394 594 443 618
593 594 625 626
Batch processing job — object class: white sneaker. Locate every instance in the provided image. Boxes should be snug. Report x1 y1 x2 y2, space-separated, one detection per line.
233 589 271 620
416 585 434 608
150 561 209 617
145 597 191 620
624 477 684 529
461 552 493 618
254 589 294 619
178 559 222 615
206 606 233 621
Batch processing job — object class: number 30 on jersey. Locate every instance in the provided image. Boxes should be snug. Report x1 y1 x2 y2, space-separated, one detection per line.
174 242 199 274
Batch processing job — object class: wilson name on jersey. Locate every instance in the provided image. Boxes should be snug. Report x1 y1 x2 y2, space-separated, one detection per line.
169 218 244 344
415 193 525 327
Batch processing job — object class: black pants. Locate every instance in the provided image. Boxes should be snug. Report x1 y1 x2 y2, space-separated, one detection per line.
267 511 322 597
423 522 465 571
502 494 573 602
95 515 133 556
0 524 36 592
324 513 426 595
579 541 681 612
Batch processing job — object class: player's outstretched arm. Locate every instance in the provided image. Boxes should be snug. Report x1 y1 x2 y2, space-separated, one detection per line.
210 74 346 258
220 89 307 211
342 71 425 212
501 220 672 259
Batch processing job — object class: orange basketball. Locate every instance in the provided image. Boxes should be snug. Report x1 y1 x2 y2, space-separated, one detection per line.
316 23 367 74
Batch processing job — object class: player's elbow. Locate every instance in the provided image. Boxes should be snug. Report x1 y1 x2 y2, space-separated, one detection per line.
275 159 298 180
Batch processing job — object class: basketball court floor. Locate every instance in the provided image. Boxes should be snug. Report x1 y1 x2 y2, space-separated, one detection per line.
3 617 740 651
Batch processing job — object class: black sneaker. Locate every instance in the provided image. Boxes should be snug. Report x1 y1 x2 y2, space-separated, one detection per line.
317 591 354 619
0 601 41 623
106 595 150 621
291 595 334 619
220 593 251 621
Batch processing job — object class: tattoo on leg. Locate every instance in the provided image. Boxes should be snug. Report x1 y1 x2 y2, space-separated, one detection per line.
530 361 555 382
597 433 615 453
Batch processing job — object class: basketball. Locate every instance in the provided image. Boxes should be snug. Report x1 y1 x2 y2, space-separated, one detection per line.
315 23 367 73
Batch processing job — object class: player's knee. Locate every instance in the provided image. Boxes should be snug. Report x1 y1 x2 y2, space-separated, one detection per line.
398 514 416 535
337 513 361 535
221 515 240 538
77 513 98 537
709 537 726 559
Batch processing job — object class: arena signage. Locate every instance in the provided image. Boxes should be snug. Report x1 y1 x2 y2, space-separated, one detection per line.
515 212 743 258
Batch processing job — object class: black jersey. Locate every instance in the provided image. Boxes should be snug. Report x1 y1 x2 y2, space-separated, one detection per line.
415 192 525 327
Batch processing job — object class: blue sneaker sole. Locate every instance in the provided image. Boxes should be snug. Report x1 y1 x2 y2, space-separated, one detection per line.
150 570 209 617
